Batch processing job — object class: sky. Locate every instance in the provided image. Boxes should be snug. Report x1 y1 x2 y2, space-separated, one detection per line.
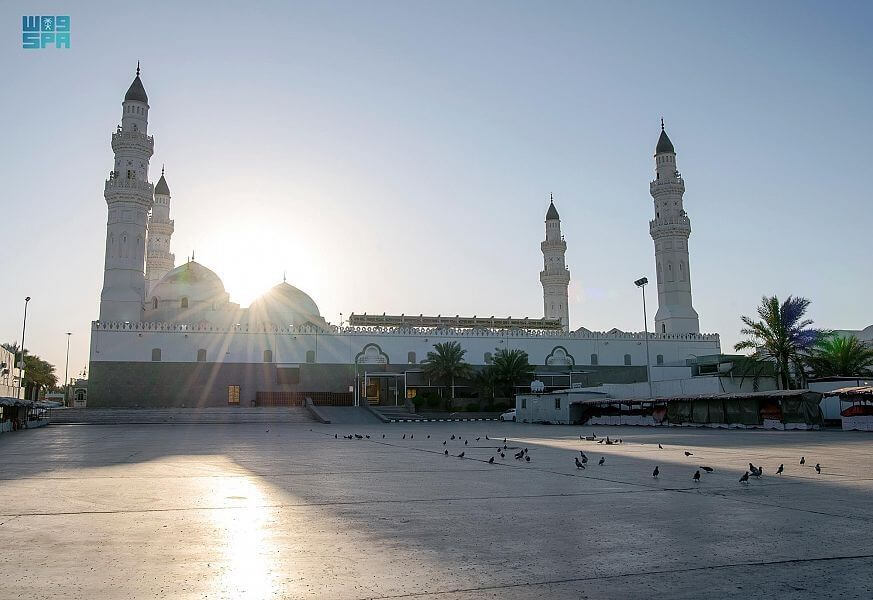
1 1 872 381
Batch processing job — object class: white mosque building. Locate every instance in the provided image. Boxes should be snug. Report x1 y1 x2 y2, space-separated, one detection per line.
88 67 721 408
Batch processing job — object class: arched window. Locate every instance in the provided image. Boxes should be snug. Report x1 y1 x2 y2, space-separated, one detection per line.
180 297 188 309
624 354 632 366
590 353 598 365
662 324 666 333
152 297 158 310
263 349 273 363
656 354 664 365
679 261 686 282
306 350 315 364
197 349 207 362
407 351 416 364
151 348 161 362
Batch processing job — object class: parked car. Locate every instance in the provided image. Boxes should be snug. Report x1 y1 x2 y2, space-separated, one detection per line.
499 408 516 422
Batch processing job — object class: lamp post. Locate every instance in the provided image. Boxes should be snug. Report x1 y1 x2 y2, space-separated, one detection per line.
18 296 31 400
64 332 72 406
634 278 653 399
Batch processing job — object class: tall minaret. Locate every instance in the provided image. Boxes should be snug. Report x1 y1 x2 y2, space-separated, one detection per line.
146 166 175 293
99 63 155 322
649 120 699 334
540 195 571 331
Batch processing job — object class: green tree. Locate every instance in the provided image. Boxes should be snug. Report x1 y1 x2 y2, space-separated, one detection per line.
2 342 58 400
491 348 535 398
421 341 473 410
733 295 823 389
805 334 873 378
472 366 498 409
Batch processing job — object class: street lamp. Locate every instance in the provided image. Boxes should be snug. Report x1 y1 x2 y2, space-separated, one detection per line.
18 296 31 400
64 332 72 406
634 278 653 399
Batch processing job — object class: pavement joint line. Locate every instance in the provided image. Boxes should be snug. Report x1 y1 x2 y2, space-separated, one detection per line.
0 488 662 518
354 552 873 599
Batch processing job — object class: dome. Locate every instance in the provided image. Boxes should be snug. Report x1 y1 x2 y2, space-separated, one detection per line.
154 173 170 196
249 281 322 327
150 261 226 303
125 74 148 104
655 128 675 154
545 201 560 220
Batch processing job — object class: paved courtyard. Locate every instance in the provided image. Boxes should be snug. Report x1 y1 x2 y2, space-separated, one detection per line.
2 422 873 599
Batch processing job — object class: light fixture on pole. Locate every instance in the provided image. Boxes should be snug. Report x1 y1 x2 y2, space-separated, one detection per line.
64 332 72 406
634 278 653 399
18 296 31 400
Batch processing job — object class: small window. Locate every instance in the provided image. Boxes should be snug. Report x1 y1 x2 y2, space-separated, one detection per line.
180 297 188 309
264 349 273 363
228 385 240 405
407 351 416 364
151 348 161 362
555 398 561 409
624 354 632 366
521 398 526 409
197 349 207 362
306 350 315 364
662 324 666 333
656 354 664 365
152 297 158 309
590 353 598 365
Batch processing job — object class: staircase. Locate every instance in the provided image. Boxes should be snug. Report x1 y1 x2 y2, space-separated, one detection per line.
49 407 316 425
371 405 423 421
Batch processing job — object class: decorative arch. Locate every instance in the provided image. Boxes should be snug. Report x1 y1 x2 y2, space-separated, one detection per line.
545 345 575 366
355 343 389 365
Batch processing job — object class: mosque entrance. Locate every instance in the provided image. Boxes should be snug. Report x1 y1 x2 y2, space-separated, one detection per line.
360 373 406 406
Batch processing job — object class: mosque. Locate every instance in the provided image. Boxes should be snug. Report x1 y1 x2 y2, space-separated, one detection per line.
88 67 721 408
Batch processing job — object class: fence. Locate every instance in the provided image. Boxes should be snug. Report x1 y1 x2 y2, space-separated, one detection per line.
255 391 354 406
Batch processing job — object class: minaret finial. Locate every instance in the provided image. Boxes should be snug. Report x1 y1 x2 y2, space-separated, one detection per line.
550 192 554 202
283 270 286 283
136 61 141 77
192 249 195 262
661 117 665 131
161 164 165 177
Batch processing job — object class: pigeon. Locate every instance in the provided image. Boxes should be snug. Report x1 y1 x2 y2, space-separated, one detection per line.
503 444 508 450
815 463 821 474
800 456 805 465
500 452 505 458
465 440 468 446
514 450 524 460
451 435 455 440
598 457 605 466
402 434 406 440
485 435 489 440
266 429 270 433
382 434 385 438
503 438 507 444
739 471 750 483
525 455 531 462
619 439 623 444
580 435 584 440
410 434 413 439
524 448 529 454
684 451 693 456
580 455 588 464
488 456 494 464
443 440 447 445
335 434 338 439
476 437 480 442
658 443 663 449
700 466 714 473
598 439 605 445
444 449 448 456
693 470 701 483
580 450 587 457
593 432 597 438
575 457 586 469
751 466 763 478
427 435 430 439
652 466 660 478
749 462 756 472
355 434 363 439
458 452 465 458
365 435 370 439
776 464 784 475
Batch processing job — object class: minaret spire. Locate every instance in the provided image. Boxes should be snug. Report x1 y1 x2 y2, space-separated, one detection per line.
136 60 141 77
649 123 699 334
540 196 570 331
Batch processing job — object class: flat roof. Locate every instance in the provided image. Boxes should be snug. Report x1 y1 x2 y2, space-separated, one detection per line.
349 313 563 330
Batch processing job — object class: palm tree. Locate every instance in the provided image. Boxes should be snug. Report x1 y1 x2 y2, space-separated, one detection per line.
805 334 873 378
491 348 535 398
421 341 472 410
472 366 498 409
734 295 824 389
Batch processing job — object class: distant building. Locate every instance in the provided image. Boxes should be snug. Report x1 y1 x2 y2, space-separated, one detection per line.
0 345 24 399
88 67 720 408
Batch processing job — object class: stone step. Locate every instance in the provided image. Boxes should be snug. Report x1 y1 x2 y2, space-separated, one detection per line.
49 407 316 425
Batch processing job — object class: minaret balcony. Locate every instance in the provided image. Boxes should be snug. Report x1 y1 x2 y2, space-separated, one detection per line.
540 239 567 252
649 178 685 195
540 269 571 285
104 177 154 199
147 220 174 235
111 130 155 155
649 215 692 237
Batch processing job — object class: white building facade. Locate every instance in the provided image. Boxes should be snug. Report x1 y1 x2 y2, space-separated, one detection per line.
88 69 720 407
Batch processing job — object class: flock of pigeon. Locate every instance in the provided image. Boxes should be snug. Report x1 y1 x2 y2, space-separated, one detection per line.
335 430 825 483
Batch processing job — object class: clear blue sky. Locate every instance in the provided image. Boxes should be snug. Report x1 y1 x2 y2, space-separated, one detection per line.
2 1 871 379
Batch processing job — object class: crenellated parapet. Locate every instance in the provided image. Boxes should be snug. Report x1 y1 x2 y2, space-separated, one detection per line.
111 129 154 155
